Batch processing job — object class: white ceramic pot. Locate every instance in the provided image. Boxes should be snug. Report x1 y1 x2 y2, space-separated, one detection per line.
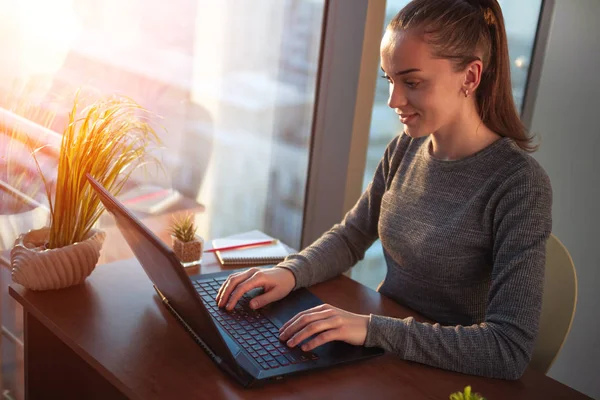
10 227 106 291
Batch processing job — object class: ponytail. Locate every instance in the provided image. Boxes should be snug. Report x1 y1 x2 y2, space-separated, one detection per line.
389 0 536 152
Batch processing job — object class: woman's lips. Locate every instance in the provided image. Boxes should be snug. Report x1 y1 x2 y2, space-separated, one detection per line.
399 113 418 124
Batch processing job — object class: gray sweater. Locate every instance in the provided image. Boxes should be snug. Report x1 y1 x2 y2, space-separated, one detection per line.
278 133 552 380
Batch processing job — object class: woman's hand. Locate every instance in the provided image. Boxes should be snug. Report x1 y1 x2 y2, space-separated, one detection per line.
278 304 370 352
216 267 296 311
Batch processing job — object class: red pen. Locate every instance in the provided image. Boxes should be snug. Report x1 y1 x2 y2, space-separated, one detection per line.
122 188 172 204
204 239 277 253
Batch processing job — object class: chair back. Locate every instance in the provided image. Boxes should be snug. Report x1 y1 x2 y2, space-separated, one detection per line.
530 234 577 373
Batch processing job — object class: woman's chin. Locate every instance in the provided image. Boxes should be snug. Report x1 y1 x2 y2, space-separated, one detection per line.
403 125 428 139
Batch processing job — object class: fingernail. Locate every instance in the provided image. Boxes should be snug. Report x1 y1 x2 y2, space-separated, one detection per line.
250 300 257 309
301 345 308 351
287 339 294 347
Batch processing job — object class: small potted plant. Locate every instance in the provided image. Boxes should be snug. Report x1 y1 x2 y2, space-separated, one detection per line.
449 386 486 400
10 91 161 290
169 213 203 266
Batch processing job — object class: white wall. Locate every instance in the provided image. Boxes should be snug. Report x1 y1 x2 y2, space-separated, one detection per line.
531 1 600 398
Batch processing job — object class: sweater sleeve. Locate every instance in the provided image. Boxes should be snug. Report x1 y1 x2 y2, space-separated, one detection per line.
364 166 553 380
277 135 405 289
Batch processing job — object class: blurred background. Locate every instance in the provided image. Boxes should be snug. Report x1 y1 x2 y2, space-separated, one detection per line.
1 1 598 399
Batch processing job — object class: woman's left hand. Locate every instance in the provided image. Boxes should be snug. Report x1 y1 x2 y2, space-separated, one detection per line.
278 304 370 352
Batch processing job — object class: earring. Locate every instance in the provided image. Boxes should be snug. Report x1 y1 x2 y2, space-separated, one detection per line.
464 89 469 98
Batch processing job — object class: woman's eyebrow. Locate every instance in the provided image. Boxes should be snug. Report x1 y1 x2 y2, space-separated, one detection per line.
394 68 421 76
380 66 422 76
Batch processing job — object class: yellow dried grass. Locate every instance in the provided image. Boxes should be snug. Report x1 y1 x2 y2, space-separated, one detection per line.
36 92 162 249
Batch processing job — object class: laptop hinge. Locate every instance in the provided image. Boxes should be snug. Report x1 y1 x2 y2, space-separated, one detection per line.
153 286 254 387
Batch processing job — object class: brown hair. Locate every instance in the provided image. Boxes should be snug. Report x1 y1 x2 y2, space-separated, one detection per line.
389 0 536 152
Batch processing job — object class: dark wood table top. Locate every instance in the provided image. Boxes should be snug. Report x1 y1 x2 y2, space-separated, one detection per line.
9 249 590 400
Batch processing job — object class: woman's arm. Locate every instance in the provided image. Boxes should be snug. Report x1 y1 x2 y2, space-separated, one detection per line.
364 168 553 380
278 134 408 289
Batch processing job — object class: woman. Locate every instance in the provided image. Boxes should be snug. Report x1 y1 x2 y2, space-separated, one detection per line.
216 0 552 380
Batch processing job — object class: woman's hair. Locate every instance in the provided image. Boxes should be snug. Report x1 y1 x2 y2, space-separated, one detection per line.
389 0 536 152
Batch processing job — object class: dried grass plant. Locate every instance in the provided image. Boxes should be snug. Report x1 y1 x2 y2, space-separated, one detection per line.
33 92 162 249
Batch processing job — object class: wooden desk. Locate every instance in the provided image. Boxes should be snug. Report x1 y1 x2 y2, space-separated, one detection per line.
8 253 590 400
0 200 204 399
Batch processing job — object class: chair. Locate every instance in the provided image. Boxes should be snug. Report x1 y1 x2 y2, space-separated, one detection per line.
529 234 578 374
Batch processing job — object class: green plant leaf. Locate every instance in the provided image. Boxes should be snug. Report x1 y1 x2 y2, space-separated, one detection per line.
170 213 197 242
449 386 486 400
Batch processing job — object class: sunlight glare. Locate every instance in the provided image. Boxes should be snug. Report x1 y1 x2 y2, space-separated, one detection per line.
0 0 81 79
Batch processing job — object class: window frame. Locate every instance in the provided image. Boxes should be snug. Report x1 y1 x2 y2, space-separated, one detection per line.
521 0 555 129
300 0 385 248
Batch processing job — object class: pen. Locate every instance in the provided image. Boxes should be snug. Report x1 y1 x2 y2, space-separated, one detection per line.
122 188 173 204
204 239 277 253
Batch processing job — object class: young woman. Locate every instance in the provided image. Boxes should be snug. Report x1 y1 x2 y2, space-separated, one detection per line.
216 0 552 380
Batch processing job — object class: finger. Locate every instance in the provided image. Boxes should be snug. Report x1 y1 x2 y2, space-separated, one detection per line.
216 272 242 306
285 317 341 348
216 272 241 304
279 305 329 336
279 304 331 333
217 268 257 307
225 274 265 311
217 268 258 306
248 289 280 310
279 309 335 342
278 309 314 336
301 328 342 352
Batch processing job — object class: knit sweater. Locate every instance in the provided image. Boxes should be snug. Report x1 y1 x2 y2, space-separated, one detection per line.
278 133 552 380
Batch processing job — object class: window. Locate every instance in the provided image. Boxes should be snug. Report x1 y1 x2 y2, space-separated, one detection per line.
0 0 325 253
351 0 544 290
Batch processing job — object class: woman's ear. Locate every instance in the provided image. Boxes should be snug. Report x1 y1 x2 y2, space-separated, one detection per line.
463 59 484 95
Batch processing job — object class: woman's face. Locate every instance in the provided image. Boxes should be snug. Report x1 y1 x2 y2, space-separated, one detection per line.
380 29 466 138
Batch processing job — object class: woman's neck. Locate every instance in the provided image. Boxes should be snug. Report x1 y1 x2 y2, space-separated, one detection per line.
429 108 501 161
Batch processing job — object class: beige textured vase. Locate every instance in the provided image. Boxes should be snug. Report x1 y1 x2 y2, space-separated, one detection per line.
10 227 106 291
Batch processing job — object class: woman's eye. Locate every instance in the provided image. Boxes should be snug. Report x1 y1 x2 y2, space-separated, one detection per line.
405 81 419 88
380 74 392 83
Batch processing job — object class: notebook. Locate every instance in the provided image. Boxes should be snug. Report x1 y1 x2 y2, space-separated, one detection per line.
212 236 290 266
118 184 182 215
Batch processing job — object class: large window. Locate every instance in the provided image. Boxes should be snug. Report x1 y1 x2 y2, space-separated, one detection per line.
0 0 325 252
351 0 544 290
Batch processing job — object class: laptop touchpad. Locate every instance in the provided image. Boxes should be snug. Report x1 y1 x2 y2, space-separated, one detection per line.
257 288 323 327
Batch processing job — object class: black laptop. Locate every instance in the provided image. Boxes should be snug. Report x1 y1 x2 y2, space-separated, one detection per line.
86 174 383 387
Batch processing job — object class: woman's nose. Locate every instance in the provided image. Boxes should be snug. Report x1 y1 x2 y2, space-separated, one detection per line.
388 86 408 109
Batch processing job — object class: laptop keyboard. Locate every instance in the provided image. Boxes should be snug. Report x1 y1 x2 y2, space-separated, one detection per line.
193 277 319 370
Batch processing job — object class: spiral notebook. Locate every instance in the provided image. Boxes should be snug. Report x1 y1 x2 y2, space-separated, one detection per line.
212 237 290 266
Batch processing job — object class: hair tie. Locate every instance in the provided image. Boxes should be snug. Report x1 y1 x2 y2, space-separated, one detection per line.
464 0 497 26
482 7 496 26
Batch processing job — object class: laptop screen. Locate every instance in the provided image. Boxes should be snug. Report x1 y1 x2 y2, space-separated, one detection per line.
85 174 236 368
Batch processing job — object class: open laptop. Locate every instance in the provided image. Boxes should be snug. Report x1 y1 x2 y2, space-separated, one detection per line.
86 174 383 387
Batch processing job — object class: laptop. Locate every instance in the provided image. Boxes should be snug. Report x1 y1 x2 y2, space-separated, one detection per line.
86 174 383 387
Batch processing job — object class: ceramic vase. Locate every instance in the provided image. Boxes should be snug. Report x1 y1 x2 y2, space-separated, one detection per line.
11 227 106 291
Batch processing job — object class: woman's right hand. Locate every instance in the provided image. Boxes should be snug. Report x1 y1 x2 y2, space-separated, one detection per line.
216 267 296 311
